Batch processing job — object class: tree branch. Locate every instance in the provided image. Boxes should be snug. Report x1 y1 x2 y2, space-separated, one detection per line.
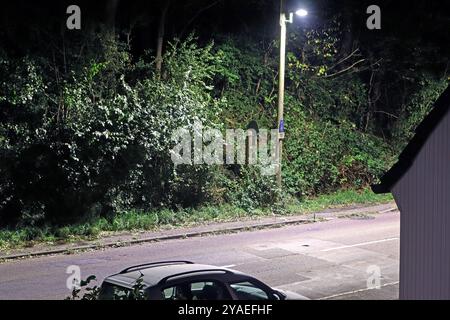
179 0 223 39
323 59 366 78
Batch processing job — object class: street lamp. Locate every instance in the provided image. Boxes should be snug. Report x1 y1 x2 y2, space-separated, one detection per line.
276 0 308 187
295 9 308 17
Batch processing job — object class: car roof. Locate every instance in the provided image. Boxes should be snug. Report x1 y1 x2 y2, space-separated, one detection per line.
103 261 247 289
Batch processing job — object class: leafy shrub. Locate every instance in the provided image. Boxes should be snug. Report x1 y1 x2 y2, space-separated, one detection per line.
0 35 220 225
284 106 391 196
392 74 448 151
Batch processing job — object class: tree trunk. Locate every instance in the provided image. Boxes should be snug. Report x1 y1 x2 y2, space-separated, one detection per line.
105 0 120 33
156 1 171 76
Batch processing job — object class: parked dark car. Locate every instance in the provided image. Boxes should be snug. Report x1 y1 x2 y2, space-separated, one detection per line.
99 261 308 300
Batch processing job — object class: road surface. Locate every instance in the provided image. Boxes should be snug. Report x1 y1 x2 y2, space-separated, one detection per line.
0 211 399 300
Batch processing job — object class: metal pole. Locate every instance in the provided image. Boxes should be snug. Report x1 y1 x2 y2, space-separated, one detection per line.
277 0 287 187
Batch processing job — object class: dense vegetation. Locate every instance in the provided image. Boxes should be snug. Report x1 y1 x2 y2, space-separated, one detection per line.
0 0 448 234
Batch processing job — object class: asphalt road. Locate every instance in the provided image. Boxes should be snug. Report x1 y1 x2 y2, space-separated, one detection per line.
0 211 400 300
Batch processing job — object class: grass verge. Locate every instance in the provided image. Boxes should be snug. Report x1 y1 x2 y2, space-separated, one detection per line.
0 188 393 251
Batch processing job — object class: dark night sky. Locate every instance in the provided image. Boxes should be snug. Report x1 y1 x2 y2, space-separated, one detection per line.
1 0 450 58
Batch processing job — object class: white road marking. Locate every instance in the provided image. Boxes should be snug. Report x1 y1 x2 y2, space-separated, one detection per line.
320 237 399 252
220 264 236 268
319 281 399 300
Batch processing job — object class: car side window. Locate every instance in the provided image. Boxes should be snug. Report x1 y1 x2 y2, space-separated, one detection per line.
229 281 270 300
162 281 230 300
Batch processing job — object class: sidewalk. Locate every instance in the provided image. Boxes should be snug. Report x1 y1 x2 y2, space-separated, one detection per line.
0 202 396 261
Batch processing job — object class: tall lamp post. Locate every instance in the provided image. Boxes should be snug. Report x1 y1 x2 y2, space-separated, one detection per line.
276 0 308 187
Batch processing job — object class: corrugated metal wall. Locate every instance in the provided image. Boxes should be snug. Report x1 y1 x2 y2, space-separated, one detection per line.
393 110 450 299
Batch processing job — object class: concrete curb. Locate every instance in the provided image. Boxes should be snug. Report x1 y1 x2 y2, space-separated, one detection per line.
0 201 397 262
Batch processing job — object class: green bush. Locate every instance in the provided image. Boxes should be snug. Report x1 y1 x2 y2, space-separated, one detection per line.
284 106 391 196
0 35 220 225
392 74 448 152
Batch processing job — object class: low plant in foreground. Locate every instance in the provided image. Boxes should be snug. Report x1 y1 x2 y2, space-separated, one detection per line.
66 274 147 300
